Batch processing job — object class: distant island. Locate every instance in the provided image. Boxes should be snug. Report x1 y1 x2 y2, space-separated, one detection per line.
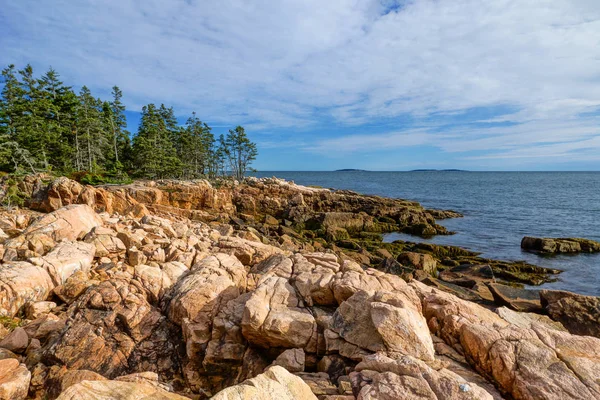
334 169 468 172
410 169 468 172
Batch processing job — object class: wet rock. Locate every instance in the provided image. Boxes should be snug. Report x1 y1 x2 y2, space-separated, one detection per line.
397 252 437 275
521 236 600 254
487 283 542 313
540 289 600 338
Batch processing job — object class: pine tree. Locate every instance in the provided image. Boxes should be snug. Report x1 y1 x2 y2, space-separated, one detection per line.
0 63 259 180
0 65 23 139
179 112 215 178
102 86 130 173
16 64 50 168
132 104 181 179
38 67 76 171
77 86 106 172
221 126 257 180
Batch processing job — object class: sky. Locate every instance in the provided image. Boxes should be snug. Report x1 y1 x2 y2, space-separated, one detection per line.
1 0 600 171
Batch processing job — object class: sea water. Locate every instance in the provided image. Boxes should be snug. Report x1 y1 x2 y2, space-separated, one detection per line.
252 171 600 296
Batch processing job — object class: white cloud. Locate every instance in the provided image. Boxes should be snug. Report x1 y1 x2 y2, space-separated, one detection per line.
2 0 600 166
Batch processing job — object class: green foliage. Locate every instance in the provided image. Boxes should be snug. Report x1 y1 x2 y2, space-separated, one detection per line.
220 126 258 180
1 178 26 208
0 315 22 331
0 63 258 182
69 171 133 185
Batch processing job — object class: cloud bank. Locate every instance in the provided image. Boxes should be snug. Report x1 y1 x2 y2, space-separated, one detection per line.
2 0 600 169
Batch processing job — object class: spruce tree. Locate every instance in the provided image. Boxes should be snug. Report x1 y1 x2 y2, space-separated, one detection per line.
0 63 259 180
132 104 181 179
221 126 257 180
102 86 130 173
77 86 106 172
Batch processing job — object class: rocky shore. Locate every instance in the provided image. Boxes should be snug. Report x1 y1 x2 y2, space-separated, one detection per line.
0 175 597 399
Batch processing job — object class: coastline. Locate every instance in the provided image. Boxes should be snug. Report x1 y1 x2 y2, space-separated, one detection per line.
0 174 598 399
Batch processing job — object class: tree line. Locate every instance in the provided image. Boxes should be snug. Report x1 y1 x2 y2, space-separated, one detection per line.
0 64 257 183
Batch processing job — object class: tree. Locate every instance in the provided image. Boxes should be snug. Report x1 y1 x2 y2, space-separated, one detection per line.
76 86 106 172
220 126 257 181
0 63 259 181
178 112 216 178
102 86 130 173
132 103 181 179
38 67 76 171
0 65 22 139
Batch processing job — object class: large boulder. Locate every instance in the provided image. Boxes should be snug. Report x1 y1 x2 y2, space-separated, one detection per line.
461 322 600 399
134 264 174 303
241 276 316 349
352 353 493 400
540 289 600 338
32 241 95 286
44 277 182 381
290 253 339 307
332 261 409 304
521 236 600 254
218 236 284 266
166 254 247 391
0 359 30 400
0 262 54 317
55 379 188 400
412 281 600 399
330 290 434 362
28 177 85 212
211 365 317 400
397 252 437 275
6 205 102 251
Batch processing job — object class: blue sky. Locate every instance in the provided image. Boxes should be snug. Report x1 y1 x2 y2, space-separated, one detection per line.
2 0 600 171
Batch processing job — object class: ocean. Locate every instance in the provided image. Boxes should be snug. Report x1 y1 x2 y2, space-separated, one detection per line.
252 171 600 296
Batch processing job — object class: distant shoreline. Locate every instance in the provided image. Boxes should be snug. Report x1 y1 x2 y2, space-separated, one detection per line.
333 168 469 172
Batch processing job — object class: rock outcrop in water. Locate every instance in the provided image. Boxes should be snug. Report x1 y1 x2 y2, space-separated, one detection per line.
0 176 595 399
521 236 600 254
